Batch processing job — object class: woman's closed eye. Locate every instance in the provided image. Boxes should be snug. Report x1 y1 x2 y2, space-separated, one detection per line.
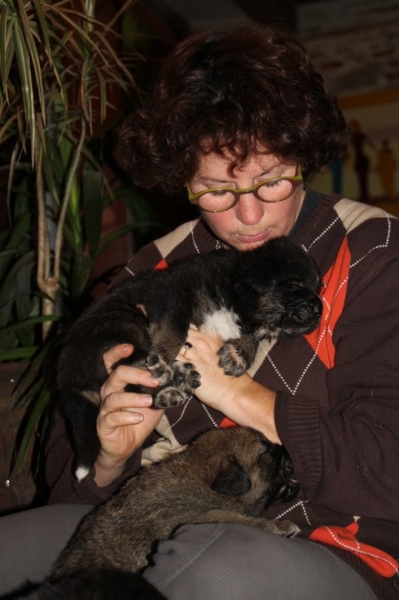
262 178 285 189
209 188 234 197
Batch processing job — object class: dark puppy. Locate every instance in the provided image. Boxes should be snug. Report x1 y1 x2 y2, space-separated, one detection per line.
36 427 298 599
58 236 322 480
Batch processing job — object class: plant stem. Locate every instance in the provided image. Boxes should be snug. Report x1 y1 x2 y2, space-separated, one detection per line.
35 118 57 340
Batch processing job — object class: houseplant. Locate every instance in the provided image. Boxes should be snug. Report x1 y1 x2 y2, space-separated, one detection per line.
0 0 161 502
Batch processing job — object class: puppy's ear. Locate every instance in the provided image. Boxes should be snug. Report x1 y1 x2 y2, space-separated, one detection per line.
211 455 251 497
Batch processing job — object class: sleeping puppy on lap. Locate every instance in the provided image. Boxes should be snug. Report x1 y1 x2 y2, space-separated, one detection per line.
57 235 322 481
19 426 300 600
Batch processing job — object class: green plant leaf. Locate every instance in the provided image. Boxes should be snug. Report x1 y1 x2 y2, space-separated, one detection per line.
95 221 161 258
70 249 92 300
31 0 52 68
0 0 155 475
0 251 36 327
0 347 38 361
0 5 13 103
14 385 51 471
12 19 35 153
17 0 46 122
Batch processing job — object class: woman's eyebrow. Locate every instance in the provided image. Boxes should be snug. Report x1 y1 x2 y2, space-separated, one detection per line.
257 167 287 178
196 176 235 186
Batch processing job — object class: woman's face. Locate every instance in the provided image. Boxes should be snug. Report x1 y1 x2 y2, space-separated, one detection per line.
188 151 306 251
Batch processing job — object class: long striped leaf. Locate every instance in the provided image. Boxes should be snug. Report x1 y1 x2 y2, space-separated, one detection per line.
31 0 52 67
0 5 12 102
16 0 46 122
12 20 35 154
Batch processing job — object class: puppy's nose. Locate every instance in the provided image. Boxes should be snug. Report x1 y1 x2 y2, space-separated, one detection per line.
295 296 322 319
311 296 323 318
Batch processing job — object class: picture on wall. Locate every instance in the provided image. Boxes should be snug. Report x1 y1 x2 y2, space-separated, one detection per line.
298 0 399 213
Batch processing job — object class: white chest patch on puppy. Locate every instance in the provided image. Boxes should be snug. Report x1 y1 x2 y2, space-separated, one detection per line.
201 308 241 340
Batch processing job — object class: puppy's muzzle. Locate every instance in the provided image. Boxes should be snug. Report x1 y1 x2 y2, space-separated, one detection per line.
281 294 322 334
266 445 300 507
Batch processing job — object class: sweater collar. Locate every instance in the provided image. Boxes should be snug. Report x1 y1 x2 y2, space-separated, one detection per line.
289 187 325 239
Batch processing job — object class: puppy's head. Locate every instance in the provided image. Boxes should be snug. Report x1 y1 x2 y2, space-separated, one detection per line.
234 236 322 340
205 427 299 515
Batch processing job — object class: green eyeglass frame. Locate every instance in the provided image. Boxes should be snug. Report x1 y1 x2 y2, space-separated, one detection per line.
186 165 303 212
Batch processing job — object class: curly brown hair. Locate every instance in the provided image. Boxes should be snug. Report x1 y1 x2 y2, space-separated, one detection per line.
118 24 349 193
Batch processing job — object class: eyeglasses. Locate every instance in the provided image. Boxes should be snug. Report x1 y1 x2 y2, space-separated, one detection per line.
186 166 303 213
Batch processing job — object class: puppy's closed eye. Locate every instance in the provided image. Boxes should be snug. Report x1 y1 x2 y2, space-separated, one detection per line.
211 455 252 497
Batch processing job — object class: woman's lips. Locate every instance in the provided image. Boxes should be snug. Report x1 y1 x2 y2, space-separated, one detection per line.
235 229 272 245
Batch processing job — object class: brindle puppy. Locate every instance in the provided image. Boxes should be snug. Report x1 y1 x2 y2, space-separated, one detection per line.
13 428 299 600
57 236 322 480
51 428 299 577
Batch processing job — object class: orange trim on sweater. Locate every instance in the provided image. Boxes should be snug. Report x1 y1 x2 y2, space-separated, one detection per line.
310 521 399 578
220 417 237 428
154 259 169 270
305 238 351 369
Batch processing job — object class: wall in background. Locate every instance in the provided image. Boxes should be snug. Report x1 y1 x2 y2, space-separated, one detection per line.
298 0 399 213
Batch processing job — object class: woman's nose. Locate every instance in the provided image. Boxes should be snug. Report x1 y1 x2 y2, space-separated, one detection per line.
235 193 265 225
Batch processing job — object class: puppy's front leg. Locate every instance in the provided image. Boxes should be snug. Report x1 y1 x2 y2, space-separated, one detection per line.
217 334 258 376
193 510 300 537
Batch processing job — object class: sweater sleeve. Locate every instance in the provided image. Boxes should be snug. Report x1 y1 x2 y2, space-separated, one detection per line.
274 236 399 522
45 409 143 505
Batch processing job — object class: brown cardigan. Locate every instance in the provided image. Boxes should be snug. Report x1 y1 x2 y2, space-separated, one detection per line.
46 190 399 599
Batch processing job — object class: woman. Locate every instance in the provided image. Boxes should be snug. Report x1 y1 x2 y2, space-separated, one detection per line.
1 24 399 600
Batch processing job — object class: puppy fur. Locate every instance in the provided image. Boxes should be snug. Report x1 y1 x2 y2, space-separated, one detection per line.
11 428 298 600
57 236 322 480
42 427 299 596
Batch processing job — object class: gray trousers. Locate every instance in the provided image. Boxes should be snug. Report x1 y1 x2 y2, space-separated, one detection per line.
0 504 377 599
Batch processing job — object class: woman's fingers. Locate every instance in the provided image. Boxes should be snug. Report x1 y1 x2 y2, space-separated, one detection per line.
177 325 223 363
98 397 155 428
100 364 159 400
103 343 134 373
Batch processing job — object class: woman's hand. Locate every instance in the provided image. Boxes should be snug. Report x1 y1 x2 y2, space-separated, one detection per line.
178 328 236 410
178 328 280 444
94 344 164 486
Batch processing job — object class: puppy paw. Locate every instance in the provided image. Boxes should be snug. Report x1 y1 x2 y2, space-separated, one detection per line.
146 352 173 385
149 359 200 409
217 341 248 376
153 386 188 409
171 360 201 389
267 519 300 538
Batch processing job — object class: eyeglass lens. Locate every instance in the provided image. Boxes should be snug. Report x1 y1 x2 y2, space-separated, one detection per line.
198 178 296 211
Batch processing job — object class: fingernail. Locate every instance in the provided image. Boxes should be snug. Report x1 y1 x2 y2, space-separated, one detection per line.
141 395 153 406
123 409 144 422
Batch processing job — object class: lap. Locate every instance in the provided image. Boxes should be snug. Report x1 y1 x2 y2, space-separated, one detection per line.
144 523 378 600
0 503 92 595
0 508 379 599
